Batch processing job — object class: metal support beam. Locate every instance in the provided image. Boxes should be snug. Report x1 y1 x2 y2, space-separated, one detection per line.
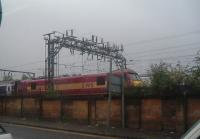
0 68 35 79
121 60 125 128
47 39 55 92
44 32 56 93
43 30 126 95
107 58 112 127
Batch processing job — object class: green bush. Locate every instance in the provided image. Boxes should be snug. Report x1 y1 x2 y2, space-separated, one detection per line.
148 52 200 95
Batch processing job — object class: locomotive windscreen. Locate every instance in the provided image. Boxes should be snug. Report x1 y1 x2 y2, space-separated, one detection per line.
129 73 141 80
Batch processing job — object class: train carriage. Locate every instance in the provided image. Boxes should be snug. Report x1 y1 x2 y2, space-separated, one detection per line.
16 69 142 96
0 81 15 96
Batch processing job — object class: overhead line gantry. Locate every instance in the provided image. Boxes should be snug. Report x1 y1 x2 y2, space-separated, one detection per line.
43 29 126 128
43 30 126 92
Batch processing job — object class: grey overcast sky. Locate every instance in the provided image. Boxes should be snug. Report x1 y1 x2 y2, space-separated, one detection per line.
0 0 200 78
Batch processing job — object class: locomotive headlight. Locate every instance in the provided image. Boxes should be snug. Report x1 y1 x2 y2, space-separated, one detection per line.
132 80 143 87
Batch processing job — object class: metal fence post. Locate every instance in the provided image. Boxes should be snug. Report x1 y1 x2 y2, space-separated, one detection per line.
121 60 125 128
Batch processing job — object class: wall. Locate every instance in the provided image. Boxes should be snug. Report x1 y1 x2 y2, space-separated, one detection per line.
5 98 21 116
22 98 40 117
126 99 140 129
62 100 88 123
141 99 162 130
0 95 200 133
187 98 200 127
42 100 61 120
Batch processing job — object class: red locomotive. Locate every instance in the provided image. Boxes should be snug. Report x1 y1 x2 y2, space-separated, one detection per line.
0 69 142 96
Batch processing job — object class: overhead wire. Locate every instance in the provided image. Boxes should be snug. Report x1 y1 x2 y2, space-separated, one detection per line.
125 41 200 56
2 30 200 77
133 54 196 62
124 30 200 46
126 48 199 59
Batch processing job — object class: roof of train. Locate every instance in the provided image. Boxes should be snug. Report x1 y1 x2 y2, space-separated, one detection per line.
20 68 137 83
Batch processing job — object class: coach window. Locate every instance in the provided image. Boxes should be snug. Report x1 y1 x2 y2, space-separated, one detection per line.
96 76 105 85
31 82 36 90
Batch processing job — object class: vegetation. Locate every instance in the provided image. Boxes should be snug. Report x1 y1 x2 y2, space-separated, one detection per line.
148 52 200 94
189 53 200 92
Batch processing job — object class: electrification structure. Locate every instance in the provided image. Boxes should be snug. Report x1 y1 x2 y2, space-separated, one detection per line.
43 30 126 92
0 68 35 80
43 30 127 128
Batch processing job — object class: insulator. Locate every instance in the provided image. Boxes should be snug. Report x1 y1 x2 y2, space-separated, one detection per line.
101 38 103 43
113 44 115 49
107 42 109 47
66 30 68 36
121 44 124 51
71 29 73 36
95 36 98 43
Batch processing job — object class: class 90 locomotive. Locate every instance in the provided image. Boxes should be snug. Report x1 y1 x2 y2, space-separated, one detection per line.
0 69 142 96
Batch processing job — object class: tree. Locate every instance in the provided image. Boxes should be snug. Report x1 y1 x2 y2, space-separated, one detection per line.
149 62 187 94
170 62 188 86
148 51 200 94
189 52 200 91
149 62 171 93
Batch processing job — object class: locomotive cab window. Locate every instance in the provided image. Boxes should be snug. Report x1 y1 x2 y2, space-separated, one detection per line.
96 76 105 85
31 82 36 90
129 73 140 80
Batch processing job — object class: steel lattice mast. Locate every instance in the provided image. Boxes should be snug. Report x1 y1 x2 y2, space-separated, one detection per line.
43 30 126 92
43 30 126 128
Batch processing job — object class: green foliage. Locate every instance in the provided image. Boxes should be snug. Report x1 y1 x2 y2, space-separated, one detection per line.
170 63 189 87
149 62 188 93
149 62 172 93
189 52 200 91
148 51 200 94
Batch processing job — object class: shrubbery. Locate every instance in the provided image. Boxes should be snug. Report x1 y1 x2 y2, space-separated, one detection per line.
148 52 200 94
